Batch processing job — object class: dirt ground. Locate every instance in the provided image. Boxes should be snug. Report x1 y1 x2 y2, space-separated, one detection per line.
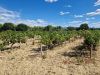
0 39 100 75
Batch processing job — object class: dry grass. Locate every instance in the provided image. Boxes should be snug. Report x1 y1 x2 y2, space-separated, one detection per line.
0 39 100 75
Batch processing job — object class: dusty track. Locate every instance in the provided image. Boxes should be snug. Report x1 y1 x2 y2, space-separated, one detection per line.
46 39 83 57
0 39 100 75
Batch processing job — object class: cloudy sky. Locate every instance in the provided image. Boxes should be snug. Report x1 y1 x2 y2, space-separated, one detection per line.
0 0 100 27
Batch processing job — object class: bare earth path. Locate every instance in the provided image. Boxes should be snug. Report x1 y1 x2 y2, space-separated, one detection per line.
46 39 83 57
0 39 100 75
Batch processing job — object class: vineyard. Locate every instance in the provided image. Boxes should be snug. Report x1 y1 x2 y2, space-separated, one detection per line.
0 26 100 75
0 30 100 58
1 0 100 74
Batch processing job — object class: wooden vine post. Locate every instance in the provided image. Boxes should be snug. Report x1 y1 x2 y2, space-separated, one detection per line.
90 44 93 59
38 35 44 57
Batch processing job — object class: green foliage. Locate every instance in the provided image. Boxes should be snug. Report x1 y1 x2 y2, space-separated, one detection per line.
1 23 15 31
84 30 100 50
67 26 77 31
16 23 29 31
54 26 63 31
16 32 26 43
40 30 78 50
79 23 89 30
0 30 27 50
0 24 3 31
0 24 99 53
44 25 54 31
31 26 44 31
41 32 52 46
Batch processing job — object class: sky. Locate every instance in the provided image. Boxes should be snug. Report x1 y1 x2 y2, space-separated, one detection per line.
0 0 100 27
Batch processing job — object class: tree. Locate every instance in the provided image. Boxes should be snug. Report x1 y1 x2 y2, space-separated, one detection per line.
67 26 77 31
16 23 29 31
79 23 89 30
1 23 15 31
32 26 44 31
0 24 3 31
54 26 63 31
44 25 54 31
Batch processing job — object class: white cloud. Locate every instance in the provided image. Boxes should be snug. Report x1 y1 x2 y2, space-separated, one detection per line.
59 11 70 15
76 9 100 18
14 19 48 26
86 9 100 16
68 21 82 24
94 0 100 6
67 20 89 27
67 20 100 28
64 5 72 8
0 7 48 26
0 7 20 22
90 22 100 28
86 18 89 20
86 17 95 20
45 0 58 3
74 15 84 18
67 5 72 7
91 17 95 19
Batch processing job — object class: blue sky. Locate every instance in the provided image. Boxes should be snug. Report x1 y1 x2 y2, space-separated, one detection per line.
0 0 100 27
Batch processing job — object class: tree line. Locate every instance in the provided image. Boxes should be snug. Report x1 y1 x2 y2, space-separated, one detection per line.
0 22 94 32
0 23 29 31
